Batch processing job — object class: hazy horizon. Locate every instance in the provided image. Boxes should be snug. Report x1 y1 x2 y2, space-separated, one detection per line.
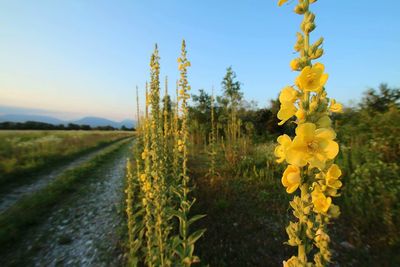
0 104 137 122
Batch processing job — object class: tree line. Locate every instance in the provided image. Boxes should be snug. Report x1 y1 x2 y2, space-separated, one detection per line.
0 121 135 131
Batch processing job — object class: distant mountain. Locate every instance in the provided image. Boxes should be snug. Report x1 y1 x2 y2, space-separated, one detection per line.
73 117 119 128
118 119 135 128
0 114 66 125
0 114 136 129
73 117 135 128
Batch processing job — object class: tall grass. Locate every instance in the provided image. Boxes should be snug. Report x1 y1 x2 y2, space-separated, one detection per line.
0 130 133 185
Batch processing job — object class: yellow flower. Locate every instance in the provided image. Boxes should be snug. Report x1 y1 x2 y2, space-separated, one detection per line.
326 164 342 189
277 87 298 125
286 123 339 169
278 0 288 6
283 256 300 267
296 63 328 92
312 186 332 213
278 102 296 125
279 86 298 103
282 165 301 193
274 134 292 163
329 99 343 113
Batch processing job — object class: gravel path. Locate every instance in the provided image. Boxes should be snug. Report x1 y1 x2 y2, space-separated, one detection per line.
0 140 126 213
1 140 133 267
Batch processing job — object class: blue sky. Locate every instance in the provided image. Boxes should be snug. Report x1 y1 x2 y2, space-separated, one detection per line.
1 0 399 120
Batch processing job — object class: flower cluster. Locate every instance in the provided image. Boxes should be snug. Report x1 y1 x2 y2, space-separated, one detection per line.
277 0 343 266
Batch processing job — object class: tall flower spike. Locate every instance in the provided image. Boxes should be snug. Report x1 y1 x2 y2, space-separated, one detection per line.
173 40 205 266
277 1 343 266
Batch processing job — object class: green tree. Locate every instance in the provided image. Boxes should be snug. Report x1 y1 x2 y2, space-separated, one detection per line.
361 83 400 113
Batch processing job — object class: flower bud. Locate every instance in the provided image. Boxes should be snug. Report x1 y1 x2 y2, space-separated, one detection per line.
312 37 324 48
294 4 306 15
290 58 301 71
310 48 324 60
306 12 316 23
304 22 316 33
294 32 304 52
295 108 306 122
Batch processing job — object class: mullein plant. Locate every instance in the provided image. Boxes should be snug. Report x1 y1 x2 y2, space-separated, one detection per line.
276 0 343 266
125 85 146 267
125 159 145 267
140 81 157 266
149 45 171 266
163 76 173 187
171 40 206 266
172 81 180 179
207 90 217 184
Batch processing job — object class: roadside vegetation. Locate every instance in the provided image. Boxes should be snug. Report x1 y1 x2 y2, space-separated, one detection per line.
0 130 133 187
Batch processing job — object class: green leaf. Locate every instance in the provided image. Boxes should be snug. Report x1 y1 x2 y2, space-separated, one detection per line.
170 209 186 222
188 229 206 245
187 214 206 226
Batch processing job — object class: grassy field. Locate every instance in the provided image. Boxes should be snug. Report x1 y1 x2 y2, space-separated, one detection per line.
0 130 133 186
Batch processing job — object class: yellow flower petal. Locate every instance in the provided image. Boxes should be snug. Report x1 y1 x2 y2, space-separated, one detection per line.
286 123 338 169
275 134 292 163
313 62 325 72
277 134 291 146
324 140 339 159
279 87 298 103
278 0 288 6
296 63 328 92
296 123 316 141
278 102 297 125
286 141 308 167
315 128 336 141
282 165 301 193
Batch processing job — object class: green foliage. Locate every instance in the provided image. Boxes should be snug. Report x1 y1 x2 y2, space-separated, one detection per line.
360 83 400 113
344 160 400 246
0 131 132 186
331 84 400 263
221 66 243 109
